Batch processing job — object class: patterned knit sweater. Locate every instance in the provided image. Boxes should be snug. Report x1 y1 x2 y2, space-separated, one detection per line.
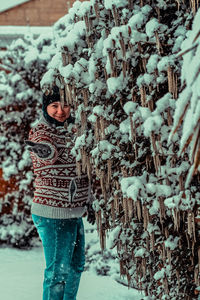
29 116 89 219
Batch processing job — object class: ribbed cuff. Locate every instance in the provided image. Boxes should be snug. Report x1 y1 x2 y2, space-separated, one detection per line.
31 202 86 219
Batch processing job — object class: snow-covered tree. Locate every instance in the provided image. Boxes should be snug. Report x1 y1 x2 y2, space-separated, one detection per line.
0 33 55 248
41 0 199 298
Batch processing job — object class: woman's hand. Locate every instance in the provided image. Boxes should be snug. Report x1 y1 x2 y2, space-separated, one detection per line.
25 140 51 158
86 202 96 225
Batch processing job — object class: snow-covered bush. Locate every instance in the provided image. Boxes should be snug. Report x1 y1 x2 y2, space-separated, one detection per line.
0 33 55 248
171 7 200 186
41 0 199 298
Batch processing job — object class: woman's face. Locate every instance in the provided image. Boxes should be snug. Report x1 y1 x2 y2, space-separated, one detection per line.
47 102 71 122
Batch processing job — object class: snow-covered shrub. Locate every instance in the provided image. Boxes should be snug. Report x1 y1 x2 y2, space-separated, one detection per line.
41 0 199 298
0 33 55 248
171 7 200 186
85 226 119 276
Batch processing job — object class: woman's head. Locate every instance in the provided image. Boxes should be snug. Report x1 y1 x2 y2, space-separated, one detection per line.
42 86 70 126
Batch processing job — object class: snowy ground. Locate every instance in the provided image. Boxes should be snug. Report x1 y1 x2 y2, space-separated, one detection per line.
0 247 144 300
0 220 144 300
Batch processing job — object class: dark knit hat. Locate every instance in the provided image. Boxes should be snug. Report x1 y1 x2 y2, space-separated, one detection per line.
42 86 65 127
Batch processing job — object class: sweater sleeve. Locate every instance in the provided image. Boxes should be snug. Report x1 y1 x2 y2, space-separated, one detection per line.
29 127 58 165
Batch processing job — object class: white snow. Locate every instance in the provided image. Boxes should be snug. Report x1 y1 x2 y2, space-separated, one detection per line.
0 26 52 36
0 0 31 13
104 0 128 10
0 226 144 300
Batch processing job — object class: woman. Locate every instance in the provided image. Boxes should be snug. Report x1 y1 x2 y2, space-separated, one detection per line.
26 86 95 300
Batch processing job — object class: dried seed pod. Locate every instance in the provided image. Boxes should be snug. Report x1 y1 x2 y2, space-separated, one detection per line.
120 260 127 276
142 57 147 72
111 200 115 222
128 41 134 54
81 148 87 173
173 73 178 99
66 84 73 104
67 53 72 64
179 175 185 191
96 210 101 234
167 65 174 94
84 14 90 32
114 193 120 213
100 228 106 250
191 0 197 14
107 159 112 184
192 212 196 242
193 145 200 175
198 247 200 272
155 31 163 54
176 270 180 288
95 167 101 179
142 257 147 277
143 205 149 230
89 16 93 32
145 155 151 171
108 51 115 75
167 107 173 126
123 197 129 224
167 248 172 266
122 60 127 77
82 89 89 107
162 245 166 262
104 67 108 80
126 272 131 287
100 117 106 140
150 232 155 251
64 84 70 105
59 87 65 108
81 111 87 133
115 180 120 191
140 86 146 107
173 208 180 231
159 197 165 225
100 170 107 201
164 277 169 294
148 99 154 112
119 34 126 58
129 112 135 143
121 166 128 177
117 239 122 252
186 232 190 248
187 210 193 237
194 266 199 285
76 161 81 177
136 200 142 221
94 117 100 141
153 154 161 174
111 5 119 26
164 227 169 239
93 2 100 18
61 52 67 66
86 157 92 182
128 0 133 9
73 91 78 111
127 197 133 220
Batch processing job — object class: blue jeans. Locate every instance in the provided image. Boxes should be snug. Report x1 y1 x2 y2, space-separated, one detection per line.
32 215 85 300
